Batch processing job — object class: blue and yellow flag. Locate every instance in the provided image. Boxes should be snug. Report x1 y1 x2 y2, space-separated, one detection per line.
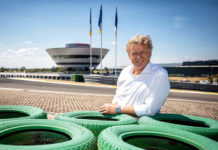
115 6 118 36
90 8 92 36
98 4 102 34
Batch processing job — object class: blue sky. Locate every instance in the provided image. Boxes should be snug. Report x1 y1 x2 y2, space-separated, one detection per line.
0 0 217 68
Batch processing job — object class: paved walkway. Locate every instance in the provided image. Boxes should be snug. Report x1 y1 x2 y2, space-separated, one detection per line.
0 88 218 120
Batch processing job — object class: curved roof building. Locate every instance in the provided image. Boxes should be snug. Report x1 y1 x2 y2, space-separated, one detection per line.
46 43 109 71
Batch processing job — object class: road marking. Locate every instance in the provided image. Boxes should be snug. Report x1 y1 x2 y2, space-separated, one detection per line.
170 89 218 95
0 87 24 91
0 87 114 97
29 89 114 97
167 98 218 104
10 78 117 88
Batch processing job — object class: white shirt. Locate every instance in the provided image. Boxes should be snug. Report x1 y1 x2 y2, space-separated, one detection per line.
112 62 170 117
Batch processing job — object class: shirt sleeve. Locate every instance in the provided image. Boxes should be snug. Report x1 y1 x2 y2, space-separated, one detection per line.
112 88 119 104
134 73 170 117
112 69 125 104
112 71 122 104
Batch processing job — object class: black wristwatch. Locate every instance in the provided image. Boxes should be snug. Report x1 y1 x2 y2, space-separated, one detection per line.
116 106 121 114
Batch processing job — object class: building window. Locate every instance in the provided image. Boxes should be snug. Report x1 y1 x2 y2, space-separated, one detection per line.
57 62 99 65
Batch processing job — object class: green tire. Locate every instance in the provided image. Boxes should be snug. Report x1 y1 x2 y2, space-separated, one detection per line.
0 105 47 122
55 111 138 136
138 113 218 141
98 125 218 150
0 119 96 150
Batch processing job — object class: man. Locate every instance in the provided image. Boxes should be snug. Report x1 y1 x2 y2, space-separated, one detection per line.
100 34 170 117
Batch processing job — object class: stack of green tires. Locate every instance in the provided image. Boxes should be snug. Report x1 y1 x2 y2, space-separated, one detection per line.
0 119 96 150
55 111 138 136
71 74 84 82
97 125 218 150
0 106 96 150
0 105 47 122
138 113 218 141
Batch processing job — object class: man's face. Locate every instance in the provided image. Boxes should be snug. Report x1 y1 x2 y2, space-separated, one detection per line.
128 44 152 70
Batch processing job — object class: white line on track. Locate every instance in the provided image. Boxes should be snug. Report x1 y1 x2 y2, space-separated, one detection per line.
167 98 218 104
170 89 218 95
9 78 117 88
0 87 114 97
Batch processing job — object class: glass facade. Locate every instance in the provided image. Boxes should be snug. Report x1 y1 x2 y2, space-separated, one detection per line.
53 55 99 59
57 62 99 65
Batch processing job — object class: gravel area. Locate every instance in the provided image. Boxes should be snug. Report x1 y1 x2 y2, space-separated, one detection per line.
0 89 218 120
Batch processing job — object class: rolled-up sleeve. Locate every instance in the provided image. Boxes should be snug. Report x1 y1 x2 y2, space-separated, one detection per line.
134 73 170 117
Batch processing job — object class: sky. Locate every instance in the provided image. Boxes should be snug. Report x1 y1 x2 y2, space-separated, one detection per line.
0 0 218 68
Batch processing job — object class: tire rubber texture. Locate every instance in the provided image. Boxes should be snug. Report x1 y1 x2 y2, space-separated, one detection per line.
0 119 96 150
98 125 218 150
0 105 47 122
138 113 218 141
55 111 138 136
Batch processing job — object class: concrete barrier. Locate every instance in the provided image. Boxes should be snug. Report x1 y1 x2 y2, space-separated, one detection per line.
83 75 118 85
83 75 218 92
170 82 218 92
0 72 72 81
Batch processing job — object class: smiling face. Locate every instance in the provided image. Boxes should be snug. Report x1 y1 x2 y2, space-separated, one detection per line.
128 43 152 74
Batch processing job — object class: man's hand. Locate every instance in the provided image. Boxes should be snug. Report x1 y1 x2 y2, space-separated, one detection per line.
99 103 137 117
99 103 118 114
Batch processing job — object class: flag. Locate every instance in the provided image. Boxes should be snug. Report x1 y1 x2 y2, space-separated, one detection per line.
115 6 118 36
90 8 92 36
98 4 102 34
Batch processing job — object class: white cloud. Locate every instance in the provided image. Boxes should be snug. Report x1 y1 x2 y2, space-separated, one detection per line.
0 43 2 46
111 41 116 45
17 47 38 54
24 41 32 44
0 47 39 58
173 17 184 28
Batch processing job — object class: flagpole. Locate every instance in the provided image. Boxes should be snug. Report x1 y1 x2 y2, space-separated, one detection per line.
98 4 103 75
115 32 117 76
90 32 92 74
115 6 118 76
101 27 103 75
89 8 92 74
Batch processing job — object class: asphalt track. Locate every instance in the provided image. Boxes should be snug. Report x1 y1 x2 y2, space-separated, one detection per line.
0 78 217 103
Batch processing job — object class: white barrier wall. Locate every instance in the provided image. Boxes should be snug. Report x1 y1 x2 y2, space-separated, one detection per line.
0 72 72 80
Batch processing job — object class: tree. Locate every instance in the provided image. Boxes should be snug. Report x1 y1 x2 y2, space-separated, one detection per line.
104 67 109 74
51 67 57 72
21 67 26 72
0 67 5 72
208 76 213 84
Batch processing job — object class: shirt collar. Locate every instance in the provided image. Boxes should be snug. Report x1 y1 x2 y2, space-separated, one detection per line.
129 62 152 75
141 62 152 74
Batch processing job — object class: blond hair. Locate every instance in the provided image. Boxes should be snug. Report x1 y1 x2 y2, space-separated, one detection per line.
126 34 153 53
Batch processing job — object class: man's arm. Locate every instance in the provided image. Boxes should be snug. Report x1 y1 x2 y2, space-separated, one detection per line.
100 103 137 117
120 106 137 116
